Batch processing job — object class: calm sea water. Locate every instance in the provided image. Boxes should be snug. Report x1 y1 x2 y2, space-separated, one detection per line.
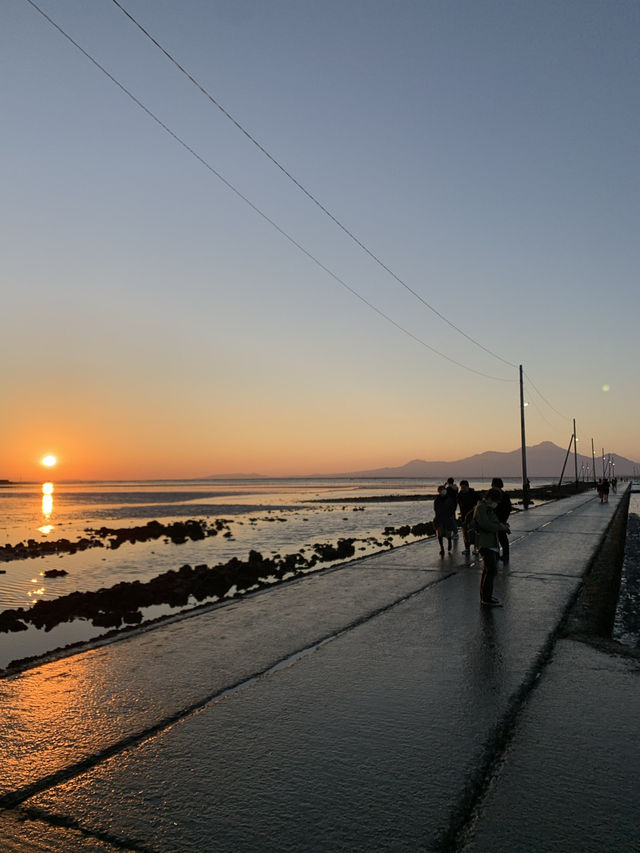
0 476 519 606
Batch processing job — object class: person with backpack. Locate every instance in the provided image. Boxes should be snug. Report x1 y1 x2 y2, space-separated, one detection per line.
457 480 478 557
474 487 511 606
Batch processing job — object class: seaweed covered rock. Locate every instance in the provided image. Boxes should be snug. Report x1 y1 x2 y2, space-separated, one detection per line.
0 524 429 637
313 538 356 561
0 609 28 632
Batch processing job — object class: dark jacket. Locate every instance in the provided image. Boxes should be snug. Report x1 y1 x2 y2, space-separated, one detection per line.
474 499 509 549
457 487 478 520
494 490 512 523
433 492 456 534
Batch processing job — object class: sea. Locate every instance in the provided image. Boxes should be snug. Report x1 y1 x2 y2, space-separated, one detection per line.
1 477 638 669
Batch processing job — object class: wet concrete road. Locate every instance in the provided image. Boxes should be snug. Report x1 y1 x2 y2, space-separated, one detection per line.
466 638 640 853
1 490 635 851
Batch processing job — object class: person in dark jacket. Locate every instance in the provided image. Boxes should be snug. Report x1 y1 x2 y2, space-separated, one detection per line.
433 485 456 556
475 488 511 606
457 480 478 556
445 478 459 538
491 477 512 562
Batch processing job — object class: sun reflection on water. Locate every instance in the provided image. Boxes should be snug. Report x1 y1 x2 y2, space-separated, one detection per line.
41 481 54 521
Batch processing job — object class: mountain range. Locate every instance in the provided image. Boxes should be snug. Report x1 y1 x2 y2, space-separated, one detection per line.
341 441 637 479
206 442 638 480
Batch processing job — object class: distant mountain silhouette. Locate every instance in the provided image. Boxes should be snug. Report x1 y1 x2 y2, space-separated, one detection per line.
200 472 268 480
341 441 637 479
202 441 637 480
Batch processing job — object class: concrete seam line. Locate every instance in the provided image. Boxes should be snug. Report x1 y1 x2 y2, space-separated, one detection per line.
10 804 155 853
435 492 630 852
435 588 585 852
0 572 455 811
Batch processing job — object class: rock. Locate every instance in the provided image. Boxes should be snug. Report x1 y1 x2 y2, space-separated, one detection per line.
0 610 28 632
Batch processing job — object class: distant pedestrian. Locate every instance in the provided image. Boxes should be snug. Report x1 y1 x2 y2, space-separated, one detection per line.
445 477 460 538
457 480 479 557
601 478 610 503
434 485 456 556
474 487 510 606
612 477 618 493
491 477 512 562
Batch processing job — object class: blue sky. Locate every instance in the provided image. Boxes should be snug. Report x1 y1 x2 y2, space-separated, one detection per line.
2 0 639 478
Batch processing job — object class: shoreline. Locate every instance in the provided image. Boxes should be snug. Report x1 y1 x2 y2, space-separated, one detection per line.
311 481 595 504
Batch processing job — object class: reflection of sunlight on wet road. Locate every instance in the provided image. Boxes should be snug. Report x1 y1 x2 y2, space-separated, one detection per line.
0 652 96 796
0 647 156 799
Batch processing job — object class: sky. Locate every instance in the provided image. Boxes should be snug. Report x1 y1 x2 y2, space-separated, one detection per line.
2 0 639 480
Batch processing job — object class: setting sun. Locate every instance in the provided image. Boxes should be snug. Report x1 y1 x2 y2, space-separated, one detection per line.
41 455 57 467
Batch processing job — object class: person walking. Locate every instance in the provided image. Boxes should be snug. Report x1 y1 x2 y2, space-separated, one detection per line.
491 477 512 562
445 477 459 538
474 487 511 606
434 485 456 556
457 479 478 557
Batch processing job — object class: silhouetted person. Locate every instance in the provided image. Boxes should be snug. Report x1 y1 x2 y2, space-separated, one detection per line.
475 487 510 606
491 477 512 562
434 485 456 556
457 479 478 557
445 477 459 538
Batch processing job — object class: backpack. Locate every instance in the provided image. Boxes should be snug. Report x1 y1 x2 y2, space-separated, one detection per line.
464 507 478 536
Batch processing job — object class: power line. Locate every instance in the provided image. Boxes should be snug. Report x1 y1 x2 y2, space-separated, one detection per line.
109 0 518 372
22 0 515 383
522 387 560 430
524 371 572 422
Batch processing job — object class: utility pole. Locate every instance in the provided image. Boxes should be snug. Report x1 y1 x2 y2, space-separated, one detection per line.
573 419 578 490
558 433 574 487
592 439 597 488
602 448 606 479
519 365 530 508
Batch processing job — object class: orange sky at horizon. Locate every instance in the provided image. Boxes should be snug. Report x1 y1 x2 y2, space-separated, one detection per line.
3 393 639 482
